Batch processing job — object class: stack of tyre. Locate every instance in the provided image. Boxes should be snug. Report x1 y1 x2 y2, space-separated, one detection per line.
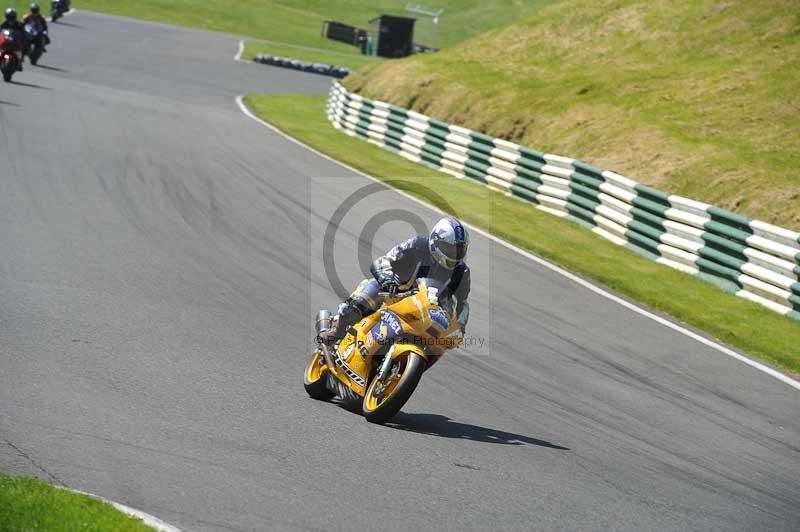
253 54 351 79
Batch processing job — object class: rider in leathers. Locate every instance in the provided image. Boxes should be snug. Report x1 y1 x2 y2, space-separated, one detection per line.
323 216 471 343
1 9 26 71
23 4 50 52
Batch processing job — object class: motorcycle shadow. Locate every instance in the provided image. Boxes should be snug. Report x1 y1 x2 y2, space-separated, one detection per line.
10 80 50 90
387 413 570 449
52 21 83 29
34 64 68 73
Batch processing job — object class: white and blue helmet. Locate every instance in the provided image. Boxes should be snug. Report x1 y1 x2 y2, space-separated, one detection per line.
429 217 469 269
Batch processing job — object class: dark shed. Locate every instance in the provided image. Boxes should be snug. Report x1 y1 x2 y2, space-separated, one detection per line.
369 15 416 58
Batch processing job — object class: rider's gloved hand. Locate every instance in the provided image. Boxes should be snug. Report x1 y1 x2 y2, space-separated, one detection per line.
377 272 400 295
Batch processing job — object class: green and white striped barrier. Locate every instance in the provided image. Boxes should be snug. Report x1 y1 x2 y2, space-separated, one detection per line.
327 82 800 320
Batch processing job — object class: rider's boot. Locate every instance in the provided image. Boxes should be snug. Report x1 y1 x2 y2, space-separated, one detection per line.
319 297 372 345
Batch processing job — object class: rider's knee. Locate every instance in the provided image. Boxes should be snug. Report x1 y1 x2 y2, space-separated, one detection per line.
338 296 372 323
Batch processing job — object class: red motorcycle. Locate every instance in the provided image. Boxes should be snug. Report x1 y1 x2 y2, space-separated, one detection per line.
0 29 21 83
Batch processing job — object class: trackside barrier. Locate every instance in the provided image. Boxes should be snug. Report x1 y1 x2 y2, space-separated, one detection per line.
326 82 800 321
253 55 351 79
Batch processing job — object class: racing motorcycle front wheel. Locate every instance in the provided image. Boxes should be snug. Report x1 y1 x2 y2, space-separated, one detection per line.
362 351 425 424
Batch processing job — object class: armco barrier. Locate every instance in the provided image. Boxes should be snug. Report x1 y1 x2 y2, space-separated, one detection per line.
253 55 351 79
326 82 800 320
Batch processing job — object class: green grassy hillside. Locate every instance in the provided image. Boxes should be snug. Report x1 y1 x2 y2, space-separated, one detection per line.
346 0 800 229
53 0 555 54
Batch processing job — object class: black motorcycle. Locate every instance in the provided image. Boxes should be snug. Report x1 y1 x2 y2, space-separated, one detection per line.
25 22 45 65
0 29 20 83
50 0 70 22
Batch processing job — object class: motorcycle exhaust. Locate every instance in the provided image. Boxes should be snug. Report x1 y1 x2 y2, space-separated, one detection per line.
316 310 332 336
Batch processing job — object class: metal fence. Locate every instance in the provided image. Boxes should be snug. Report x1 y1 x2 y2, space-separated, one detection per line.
327 82 800 320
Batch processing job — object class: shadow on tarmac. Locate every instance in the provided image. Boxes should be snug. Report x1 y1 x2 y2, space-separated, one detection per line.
9 80 50 90
52 20 83 29
387 412 571 449
35 64 68 73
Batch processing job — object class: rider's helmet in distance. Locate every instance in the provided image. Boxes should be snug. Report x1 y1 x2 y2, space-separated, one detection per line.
5 8 17 22
30 4 40 14
429 217 469 270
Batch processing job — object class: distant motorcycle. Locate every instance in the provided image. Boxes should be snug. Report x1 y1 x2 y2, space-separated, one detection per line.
50 0 70 22
25 22 45 65
0 29 20 82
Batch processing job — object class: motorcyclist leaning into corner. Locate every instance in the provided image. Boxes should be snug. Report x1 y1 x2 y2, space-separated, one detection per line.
1 8 26 71
23 3 50 52
321 216 471 343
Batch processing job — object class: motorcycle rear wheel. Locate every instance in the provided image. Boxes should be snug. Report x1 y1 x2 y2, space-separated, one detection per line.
362 351 425 424
303 351 334 400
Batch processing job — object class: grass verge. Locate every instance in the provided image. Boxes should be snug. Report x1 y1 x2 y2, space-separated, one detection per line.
346 0 800 229
0 473 153 531
242 41 380 71
243 93 800 376
43 0 555 53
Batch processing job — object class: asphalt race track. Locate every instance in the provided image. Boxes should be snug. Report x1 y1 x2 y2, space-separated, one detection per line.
1 11 798 532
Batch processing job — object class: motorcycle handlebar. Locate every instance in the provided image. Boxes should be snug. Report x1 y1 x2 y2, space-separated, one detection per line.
378 289 417 298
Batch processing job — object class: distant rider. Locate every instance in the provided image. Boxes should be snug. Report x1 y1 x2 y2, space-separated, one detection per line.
1 8 26 71
321 216 472 343
23 3 50 52
51 0 71 18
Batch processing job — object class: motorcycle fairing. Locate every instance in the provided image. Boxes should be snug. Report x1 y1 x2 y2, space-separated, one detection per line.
320 278 463 399
369 310 403 346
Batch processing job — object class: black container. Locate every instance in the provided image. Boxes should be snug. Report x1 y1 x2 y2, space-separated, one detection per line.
370 15 416 58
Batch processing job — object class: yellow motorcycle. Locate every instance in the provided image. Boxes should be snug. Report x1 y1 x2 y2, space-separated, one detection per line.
304 278 463 424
